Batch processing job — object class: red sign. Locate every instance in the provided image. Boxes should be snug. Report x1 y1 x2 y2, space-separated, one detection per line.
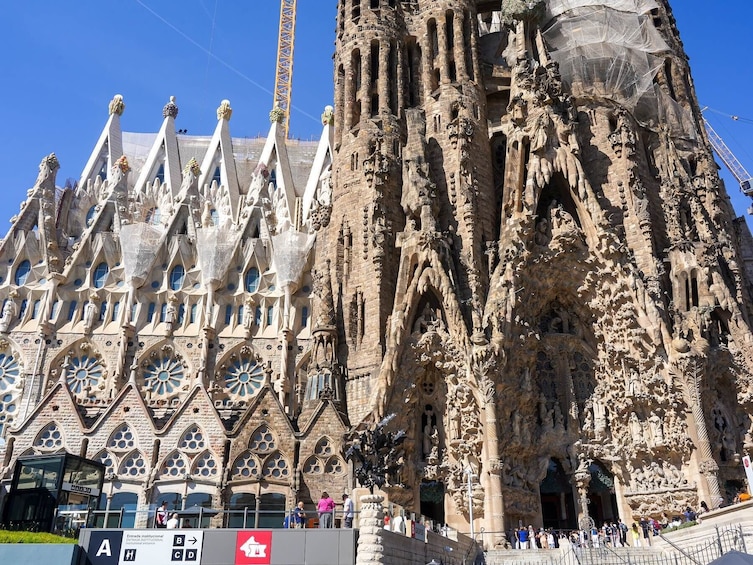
235 531 273 565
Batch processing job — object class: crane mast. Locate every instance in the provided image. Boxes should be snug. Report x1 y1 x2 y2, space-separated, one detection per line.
274 0 297 139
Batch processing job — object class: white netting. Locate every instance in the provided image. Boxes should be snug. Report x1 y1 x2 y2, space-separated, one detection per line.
120 223 164 284
547 0 658 18
271 230 315 292
196 226 240 287
543 2 696 138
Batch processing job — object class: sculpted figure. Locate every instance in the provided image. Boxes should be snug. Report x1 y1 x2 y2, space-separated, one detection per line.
629 412 643 444
649 412 664 446
83 301 97 332
0 299 17 333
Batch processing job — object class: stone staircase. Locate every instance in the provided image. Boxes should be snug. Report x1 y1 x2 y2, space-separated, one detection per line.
484 545 676 565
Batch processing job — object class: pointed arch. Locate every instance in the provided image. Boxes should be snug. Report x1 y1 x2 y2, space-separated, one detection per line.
230 451 261 481
118 449 148 478
107 423 137 452
249 425 277 453
34 422 64 451
93 449 116 476
160 450 189 479
192 450 220 478
261 451 291 480
178 425 206 452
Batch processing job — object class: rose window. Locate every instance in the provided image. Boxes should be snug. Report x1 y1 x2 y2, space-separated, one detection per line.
249 426 276 453
144 356 185 396
231 452 260 479
179 425 205 451
108 424 135 451
261 452 290 480
66 355 104 395
161 451 188 478
193 452 219 477
0 354 20 391
224 359 265 398
119 451 147 477
35 423 63 450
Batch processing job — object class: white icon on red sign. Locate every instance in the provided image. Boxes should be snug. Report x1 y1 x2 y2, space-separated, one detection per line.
235 531 272 565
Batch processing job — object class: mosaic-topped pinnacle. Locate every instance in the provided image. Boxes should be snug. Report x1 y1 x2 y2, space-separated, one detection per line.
269 106 286 125
321 105 334 126
184 157 201 176
217 99 233 121
163 96 179 119
109 94 125 116
115 155 130 174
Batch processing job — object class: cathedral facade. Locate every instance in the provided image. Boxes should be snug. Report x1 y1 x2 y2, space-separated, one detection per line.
2 0 753 546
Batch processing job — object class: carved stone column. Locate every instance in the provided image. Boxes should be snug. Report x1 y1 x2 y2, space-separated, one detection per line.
355 494 385 565
573 468 591 529
479 375 507 548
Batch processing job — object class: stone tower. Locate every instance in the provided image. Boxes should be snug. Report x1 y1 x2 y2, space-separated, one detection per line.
325 0 753 545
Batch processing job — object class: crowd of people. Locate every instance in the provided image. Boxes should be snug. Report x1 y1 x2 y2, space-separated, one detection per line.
282 492 355 529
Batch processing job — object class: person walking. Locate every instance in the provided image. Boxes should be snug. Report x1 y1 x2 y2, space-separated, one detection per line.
317 491 335 528
342 494 354 528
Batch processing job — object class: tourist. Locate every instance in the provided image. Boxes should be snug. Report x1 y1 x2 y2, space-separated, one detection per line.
155 501 169 528
166 513 179 529
631 523 641 547
618 519 628 547
182 519 192 528
518 526 529 549
317 491 335 528
294 501 306 528
342 494 354 528
528 525 536 549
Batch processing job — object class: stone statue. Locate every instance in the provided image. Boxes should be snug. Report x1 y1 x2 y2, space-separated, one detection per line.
629 412 643 444
0 298 17 333
648 412 664 446
83 301 97 332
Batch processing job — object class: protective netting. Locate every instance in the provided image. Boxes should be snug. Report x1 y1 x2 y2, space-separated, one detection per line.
120 223 164 284
543 1 696 138
196 227 240 287
271 230 315 292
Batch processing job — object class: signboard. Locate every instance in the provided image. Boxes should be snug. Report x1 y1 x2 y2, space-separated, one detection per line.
413 522 427 542
87 531 124 565
62 481 101 496
116 530 204 564
743 456 753 495
235 530 273 565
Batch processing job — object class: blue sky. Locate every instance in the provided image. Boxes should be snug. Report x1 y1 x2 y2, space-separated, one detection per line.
0 1 751 228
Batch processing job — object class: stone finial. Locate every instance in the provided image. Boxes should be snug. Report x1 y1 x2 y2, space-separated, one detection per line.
163 96 179 119
269 106 286 124
115 155 130 174
217 99 233 121
42 153 60 173
321 105 334 126
109 94 125 116
183 157 201 176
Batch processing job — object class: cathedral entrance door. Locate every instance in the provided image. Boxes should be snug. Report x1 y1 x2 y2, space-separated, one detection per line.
420 480 445 525
586 461 618 526
539 459 576 530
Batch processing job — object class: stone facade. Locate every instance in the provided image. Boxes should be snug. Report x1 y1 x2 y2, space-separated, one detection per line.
1 0 753 550
322 0 753 548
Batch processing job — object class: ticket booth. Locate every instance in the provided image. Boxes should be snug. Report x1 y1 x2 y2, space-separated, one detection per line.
1 452 104 535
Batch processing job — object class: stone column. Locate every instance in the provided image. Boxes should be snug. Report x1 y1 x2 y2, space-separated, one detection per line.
574 467 591 530
379 40 390 115
356 494 385 565
454 10 467 81
479 375 507 548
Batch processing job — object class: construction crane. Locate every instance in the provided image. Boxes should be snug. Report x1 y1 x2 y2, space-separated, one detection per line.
274 0 297 139
702 108 753 200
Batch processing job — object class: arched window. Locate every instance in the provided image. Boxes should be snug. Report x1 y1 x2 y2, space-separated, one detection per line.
31 300 41 319
169 265 185 291
14 260 31 286
67 301 78 322
189 304 197 323
245 268 260 293
86 206 97 226
93 262 109 288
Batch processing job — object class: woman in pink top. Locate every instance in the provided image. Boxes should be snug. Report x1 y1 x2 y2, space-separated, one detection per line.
317 491 335 528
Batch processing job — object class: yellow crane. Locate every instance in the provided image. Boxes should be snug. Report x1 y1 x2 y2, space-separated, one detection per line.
274 0 297 139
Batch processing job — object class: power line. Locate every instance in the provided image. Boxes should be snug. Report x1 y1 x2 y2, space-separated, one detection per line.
133 0 320 127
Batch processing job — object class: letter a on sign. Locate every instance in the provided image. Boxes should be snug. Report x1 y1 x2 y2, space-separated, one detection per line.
87 531 123 565
235 531 272 564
